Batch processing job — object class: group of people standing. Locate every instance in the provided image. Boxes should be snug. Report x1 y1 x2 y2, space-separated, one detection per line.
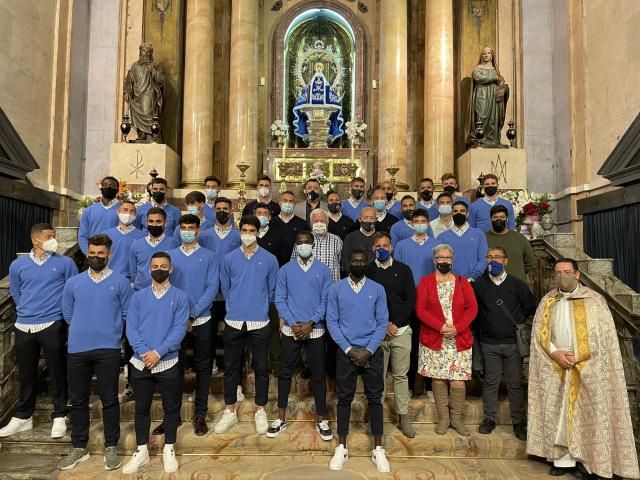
1 172 637 479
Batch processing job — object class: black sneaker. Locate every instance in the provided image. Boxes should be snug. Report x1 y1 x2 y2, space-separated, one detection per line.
513 420 527 441
478 418 496 434
316 420 333 441
266 419 287 438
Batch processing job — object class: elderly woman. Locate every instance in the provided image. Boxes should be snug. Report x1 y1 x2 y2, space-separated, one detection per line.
415 244 478 436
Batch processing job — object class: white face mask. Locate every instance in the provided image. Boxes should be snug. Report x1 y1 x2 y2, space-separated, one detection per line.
118 213 136 226
241 234 257 247
312 223 327 235
41 238 58 253
258 187 270 197
205 188 218 200
297 243 313 258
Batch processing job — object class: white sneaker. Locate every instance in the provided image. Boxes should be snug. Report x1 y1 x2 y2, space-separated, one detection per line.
211 358 219 376
371 446 390 473
0 417 33 437
162 444 178 473
51 417 67 438
214 409 238 434
329 444 349 471
237 385 245 402
122 447 150 474
254 409 268 434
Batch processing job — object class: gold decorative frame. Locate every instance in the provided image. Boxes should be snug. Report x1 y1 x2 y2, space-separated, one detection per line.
274 157 362 183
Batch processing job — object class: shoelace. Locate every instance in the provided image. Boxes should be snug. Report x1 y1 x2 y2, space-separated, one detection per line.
270 419 283 428
318 420 329 430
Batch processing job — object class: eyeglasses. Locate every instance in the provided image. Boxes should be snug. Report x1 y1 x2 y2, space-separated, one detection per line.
486 255 505 260
553 271 576 277
434 256 452 261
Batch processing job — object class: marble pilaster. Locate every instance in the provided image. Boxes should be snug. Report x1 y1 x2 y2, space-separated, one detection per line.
377 1 408 189
424 0 454 185
181 0 214 187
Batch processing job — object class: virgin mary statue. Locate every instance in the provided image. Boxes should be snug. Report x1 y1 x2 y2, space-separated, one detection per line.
465 46 509 148
293 62 344 144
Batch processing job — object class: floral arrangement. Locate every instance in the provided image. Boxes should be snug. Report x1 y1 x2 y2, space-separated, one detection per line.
345 120 367 143
502 190 553 226
270 119 289 139
300 161 334 200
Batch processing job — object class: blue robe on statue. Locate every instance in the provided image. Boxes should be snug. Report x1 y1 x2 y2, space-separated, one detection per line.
293 70 344 142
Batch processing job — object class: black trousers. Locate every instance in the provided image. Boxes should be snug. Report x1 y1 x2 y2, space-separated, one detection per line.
181 321 212 417
325 336 338 379
480 342 525 423
122 322 134 387
130 363 182 445
14 321 68 419
278 334 327 415
268 305 281 376
336 348 384 436
223 322 269 406
211 300 226 369
68 349 121 448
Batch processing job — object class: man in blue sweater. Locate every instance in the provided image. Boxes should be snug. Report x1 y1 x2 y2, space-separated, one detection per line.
441 173 470 208
168 214 219 436
203 175 222 223
417 177 439 221
77 176 121 255
468 174 516 232
341 176 369 221
129 207 178 290
172 191 214 242
438 200 488 281
268 230 333 440
390 195 435 246
326 249 390 473
103 201 144 280
58 234 132 471
135 177 181 233
215 216 279 436
123 252 189 474
2 224 77 439
380 180 403 219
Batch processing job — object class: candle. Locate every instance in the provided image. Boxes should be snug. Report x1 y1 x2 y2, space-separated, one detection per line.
282 143 286 162
350 143 355 163
242 145 246 164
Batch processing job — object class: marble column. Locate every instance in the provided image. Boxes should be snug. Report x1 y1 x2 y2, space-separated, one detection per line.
424 0 454 186
227 0 259 187
181 0 215 187
377 1 408 189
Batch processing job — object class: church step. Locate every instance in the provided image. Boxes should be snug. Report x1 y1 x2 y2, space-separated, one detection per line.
32 394 517 426
0 421 527 459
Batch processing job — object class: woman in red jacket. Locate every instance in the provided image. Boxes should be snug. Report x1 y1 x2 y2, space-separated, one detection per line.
416 244 478 436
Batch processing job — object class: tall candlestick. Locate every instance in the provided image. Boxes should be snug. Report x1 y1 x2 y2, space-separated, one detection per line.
351 143 355 163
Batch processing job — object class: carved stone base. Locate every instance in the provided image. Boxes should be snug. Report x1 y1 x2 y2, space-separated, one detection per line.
455 148 527 193
109 143 181 189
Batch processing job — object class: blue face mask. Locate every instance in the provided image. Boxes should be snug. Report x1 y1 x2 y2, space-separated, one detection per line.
257 215 269 227
488 260 504 276
439 204 452 216
281 203 294 215
412 223 429 235
373 200 387 211
187 206 200 216
205 189 218 200
180 231 197 244
375 247 391 262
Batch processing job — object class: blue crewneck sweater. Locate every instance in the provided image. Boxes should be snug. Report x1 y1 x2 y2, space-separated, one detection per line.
199 227 242 265
417 201 440 221
394 236 439 285
390 220 435 247
9 254 78 324
62 270 132 353
438 225 488 280
103 226 145 280
129 235 179 290
126 285 189 361
168 246 219 318
135 202 182 234
221 247 279 322
468 197 516 232
341 199 369 222
386 200 402 219
78 201 121 254
275 258 332 329
326 278 388 353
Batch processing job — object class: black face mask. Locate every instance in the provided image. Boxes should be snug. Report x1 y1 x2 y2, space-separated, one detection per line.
351 189 364 200
216 211 230 224
484 186 498 197
151 270 170 283
307 190 320 202
328 203 341 214
452 213 466 226
100 187 118 200
420 190 433 201
385 192 394 201
147 225 164 238
152 191 166 203
443 185 456 195
436 263 452 274
492 219 506 232
402 209 414 221
361 221 375 232
87 256 108 272
350 265 366 278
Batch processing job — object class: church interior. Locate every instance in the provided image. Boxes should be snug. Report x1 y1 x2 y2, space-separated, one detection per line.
0 0 639 477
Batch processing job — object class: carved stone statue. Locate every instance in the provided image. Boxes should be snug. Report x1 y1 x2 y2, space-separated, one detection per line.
465 46 509 148
124 43 165 142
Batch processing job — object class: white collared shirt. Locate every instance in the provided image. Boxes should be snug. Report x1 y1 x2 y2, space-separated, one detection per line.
241 245 259 260
146 233 166 247
101 198 119 210
490 270 508 285
348 197 363 208
451 223 470 237
375 257 393 269
329 212 342 222
215 224 232 239
376 210 387 222
151 282 171 299
412 234 427 245
483 196 499 206
347 276 366 294
179 243 200 256
117 224 137 235
258 226 269 238
88 268 113 284
297 256 314 272
29 250 52 266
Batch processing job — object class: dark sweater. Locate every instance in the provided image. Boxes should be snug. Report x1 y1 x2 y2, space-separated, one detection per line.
258 223 291 267
272 215 309 255
365 260 416 329
242 199 281 218
353 212 399 235
341 229 375 273
472 273 537 344
329 215 356 241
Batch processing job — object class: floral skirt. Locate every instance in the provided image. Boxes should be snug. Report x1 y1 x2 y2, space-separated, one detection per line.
418 336 472 381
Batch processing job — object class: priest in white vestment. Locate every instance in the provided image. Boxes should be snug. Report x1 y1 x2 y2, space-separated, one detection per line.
527 258 639 479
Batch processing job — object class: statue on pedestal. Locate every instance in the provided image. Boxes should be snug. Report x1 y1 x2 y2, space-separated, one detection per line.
124 43 165 142
465 46 509 148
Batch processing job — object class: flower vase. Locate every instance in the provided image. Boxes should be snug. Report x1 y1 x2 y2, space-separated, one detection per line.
531 221 544 239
